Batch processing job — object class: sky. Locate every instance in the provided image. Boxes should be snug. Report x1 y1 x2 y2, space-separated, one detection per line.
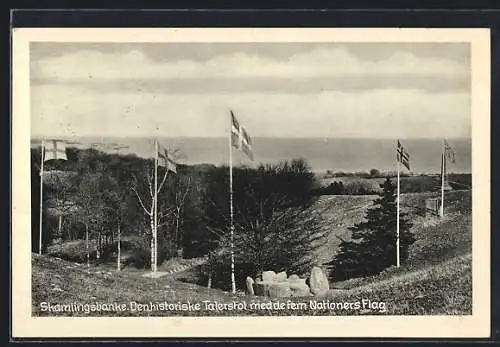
30 42 471 139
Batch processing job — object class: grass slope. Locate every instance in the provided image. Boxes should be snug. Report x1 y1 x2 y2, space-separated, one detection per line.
32 190 472 316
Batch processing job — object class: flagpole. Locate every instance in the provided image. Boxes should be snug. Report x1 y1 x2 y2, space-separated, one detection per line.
229 112 236 294
440 139 445 218
38 139 45 255
396 141 401 268
154 139 158 273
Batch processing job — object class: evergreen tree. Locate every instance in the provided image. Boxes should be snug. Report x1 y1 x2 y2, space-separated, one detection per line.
330 177 416 281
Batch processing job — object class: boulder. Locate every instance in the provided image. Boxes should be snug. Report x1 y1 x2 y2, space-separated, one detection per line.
262 270 277 282
287 274 301 282
268 282 292 298
246 276 255 296
288 277 307 286
253 281 272 297
309 266 330 295
276 271 287 282
290 282 311 297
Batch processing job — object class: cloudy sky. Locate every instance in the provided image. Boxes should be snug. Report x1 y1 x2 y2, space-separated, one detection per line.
30 42 471 138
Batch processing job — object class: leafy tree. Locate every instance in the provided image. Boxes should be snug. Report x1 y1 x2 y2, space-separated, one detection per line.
74 173 103 267
370 168 381 177
200 159 328 290
329 177 416 281
44 171 78 244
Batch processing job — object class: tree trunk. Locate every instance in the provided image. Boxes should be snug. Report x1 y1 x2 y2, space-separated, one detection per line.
150 215 155 272
175 209 180 255
85 223 89 268
58 215 63 246
117 223 121 272
96 228 101 260
207 253 212 288
178 209 184 256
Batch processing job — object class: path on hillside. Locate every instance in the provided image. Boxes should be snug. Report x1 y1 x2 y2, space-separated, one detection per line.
157 256 209 275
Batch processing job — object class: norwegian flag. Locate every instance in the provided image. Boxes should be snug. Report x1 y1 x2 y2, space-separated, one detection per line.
397 140 410 171
230 110 254 161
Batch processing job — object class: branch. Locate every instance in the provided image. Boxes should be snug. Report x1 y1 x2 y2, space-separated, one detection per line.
146 167 154 198
131 186 152 216
159 206 176 217
179 178 191 206
206 226 228 242
157 168 169 194
334 235 347 243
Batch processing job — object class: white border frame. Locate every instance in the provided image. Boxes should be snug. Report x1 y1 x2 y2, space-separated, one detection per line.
12 28 491 338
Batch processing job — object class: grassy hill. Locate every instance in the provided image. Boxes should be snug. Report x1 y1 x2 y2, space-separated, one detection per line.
31 189 472 316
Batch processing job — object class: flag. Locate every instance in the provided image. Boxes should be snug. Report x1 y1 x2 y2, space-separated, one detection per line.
44 139 67 162
397 140 410 171
157 146 177 173
444 139 456 164
230 110 254 160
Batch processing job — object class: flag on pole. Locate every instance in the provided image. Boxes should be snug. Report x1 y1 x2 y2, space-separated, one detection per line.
397 140 410 171
44 139 68 161
157 146 177 173
230 110 254 161
444 139 456 164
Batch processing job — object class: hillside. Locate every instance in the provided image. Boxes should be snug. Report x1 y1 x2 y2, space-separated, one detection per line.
31 189 472 316
310 195 374 265
311 189 471 269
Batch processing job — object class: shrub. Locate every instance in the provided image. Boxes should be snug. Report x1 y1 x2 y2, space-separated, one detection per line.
328 177 416 281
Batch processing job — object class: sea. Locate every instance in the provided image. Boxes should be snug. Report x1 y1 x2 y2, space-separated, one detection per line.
30 136 472 175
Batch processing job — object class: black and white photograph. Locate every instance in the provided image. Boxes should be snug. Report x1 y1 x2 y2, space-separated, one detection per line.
12 28 490 338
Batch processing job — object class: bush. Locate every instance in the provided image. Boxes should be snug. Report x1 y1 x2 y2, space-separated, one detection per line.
199 159 327 290
370 168 381 177
328 177 416 281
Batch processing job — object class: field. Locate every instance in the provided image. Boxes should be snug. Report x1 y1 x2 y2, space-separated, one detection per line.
31 189 472 316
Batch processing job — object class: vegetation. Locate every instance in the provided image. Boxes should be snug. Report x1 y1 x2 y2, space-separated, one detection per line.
315 174 470 196
197 159 327 290
328 177 416 281
31 145 472 316
32 148 325 290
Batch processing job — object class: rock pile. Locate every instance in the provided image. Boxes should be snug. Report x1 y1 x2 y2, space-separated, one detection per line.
246 267 329 298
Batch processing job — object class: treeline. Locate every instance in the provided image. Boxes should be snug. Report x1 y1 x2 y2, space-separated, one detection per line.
311 181 377 195
313 174 471 196
32 147 327 290
323 168 412 179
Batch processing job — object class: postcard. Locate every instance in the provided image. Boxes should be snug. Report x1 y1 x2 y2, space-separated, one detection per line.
11 27 490 338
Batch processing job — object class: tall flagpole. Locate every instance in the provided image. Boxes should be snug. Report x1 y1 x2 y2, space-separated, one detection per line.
154 139 158 273
396 142 401 268
38 139 45 255
229 112 236 294
440 139 445 218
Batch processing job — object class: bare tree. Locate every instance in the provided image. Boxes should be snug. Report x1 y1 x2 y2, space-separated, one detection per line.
45 172 78 245
172 175 192 256
75 174 102 268
131 145 183 271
